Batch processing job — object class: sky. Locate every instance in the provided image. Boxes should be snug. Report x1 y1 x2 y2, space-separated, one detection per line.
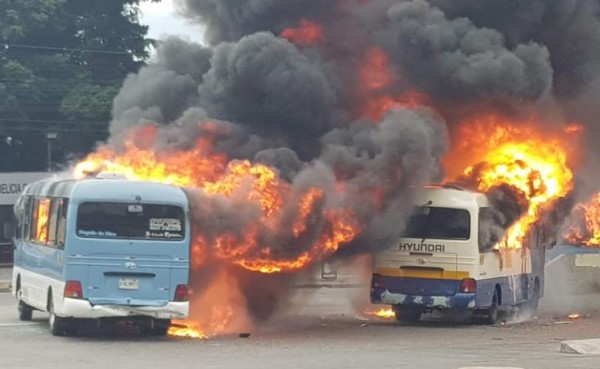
138 0 205 44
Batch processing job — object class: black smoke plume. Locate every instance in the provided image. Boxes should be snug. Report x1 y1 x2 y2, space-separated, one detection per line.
91 0 600 324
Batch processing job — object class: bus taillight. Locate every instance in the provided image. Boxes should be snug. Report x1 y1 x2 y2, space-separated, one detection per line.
64 280 84 299
459 278 477 293
174 284 189 302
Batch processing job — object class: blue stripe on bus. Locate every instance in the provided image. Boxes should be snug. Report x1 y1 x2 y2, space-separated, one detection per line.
371 274 536 310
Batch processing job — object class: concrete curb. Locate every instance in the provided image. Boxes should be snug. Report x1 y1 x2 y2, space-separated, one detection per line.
560 339 600 355
0 282 11 293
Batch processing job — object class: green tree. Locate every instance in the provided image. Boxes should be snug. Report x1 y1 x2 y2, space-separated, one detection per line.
0 0 158 171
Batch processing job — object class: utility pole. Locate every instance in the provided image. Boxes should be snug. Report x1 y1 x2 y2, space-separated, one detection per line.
46 132 57 172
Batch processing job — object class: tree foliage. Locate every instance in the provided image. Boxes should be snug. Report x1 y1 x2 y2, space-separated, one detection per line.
0 0 158 171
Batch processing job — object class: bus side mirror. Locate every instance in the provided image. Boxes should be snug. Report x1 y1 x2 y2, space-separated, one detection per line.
3 222 15 239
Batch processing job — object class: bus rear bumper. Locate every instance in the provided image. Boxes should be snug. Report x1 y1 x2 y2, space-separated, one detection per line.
58 298 189 320
371 289 476 310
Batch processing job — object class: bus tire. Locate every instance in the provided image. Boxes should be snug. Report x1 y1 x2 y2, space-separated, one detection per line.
16 280 33 321
141 319 171 336
394 308 421 323
153 319 171 336
483 289 500 325
48 295 74 336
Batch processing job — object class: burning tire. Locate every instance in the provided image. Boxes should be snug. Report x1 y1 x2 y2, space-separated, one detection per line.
394 307 422 323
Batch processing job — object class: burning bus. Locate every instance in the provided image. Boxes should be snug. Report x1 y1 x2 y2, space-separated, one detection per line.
10 175 191 336
370 185 545 324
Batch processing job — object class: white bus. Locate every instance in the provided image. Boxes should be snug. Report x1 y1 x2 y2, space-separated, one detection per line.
9 176 191 336
370 186 544 324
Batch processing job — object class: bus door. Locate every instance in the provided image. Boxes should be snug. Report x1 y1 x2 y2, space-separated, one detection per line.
73 202 189 305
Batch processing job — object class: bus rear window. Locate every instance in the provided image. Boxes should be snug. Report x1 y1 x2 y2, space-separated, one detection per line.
76 202 185 241
403 207 470 240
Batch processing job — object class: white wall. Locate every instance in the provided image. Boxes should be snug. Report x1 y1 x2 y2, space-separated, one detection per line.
0 172 53 206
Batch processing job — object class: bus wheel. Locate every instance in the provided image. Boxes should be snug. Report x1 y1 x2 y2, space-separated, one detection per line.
18 300 33 321
483 290 499 325
394 308 421 323
141 319 171 336
153 319 171 336
48 297 75 336
16 284 33 321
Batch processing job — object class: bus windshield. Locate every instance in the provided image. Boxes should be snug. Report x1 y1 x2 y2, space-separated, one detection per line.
76 202 185 241
403 206 470 240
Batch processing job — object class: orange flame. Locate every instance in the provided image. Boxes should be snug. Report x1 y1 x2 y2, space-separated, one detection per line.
358 47 431 121
364 308 395 319
167 267 249 339
73 124 361 274
167 322 208 339
452 116 575 248
360 47 395 92
564 193 600 246
74 125 227 186
34 199 51 243
281 19 324 45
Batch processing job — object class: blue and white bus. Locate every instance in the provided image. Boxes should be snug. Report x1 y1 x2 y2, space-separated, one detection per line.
10 175 191 336
370 186 545 324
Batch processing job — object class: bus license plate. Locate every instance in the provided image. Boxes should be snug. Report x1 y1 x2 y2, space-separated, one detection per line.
119 278 139 290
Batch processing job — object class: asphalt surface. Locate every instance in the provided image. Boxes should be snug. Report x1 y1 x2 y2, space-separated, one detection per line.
1 286 599 369
0 267 11 292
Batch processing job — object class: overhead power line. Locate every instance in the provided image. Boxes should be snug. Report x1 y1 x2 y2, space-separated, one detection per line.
2 43 132 55
1 126 108 133
0 118 108 126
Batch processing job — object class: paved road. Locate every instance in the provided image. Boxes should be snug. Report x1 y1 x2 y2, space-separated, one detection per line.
1 288 599 369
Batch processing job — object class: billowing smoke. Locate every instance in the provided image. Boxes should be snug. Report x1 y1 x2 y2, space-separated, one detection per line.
478 185 528 252
87 0 600 327
359 0 553 102
427 0 600 196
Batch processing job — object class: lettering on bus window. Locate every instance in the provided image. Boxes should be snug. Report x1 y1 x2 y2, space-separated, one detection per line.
149 218 182 231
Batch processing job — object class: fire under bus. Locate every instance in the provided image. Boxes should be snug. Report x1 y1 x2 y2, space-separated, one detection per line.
370 185 545 324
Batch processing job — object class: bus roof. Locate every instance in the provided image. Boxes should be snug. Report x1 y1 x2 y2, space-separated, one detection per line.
416 186 490 209
22 177 189 206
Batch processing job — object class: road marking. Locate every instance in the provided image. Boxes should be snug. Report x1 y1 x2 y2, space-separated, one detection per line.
0 322 39 327
458 367 525 369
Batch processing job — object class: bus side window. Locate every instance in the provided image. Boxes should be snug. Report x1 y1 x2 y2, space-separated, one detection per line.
31 198 51 244
15 196 29 240
478 207 498 253
47 198 60 247
24 196 34 242
55 199 68 249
